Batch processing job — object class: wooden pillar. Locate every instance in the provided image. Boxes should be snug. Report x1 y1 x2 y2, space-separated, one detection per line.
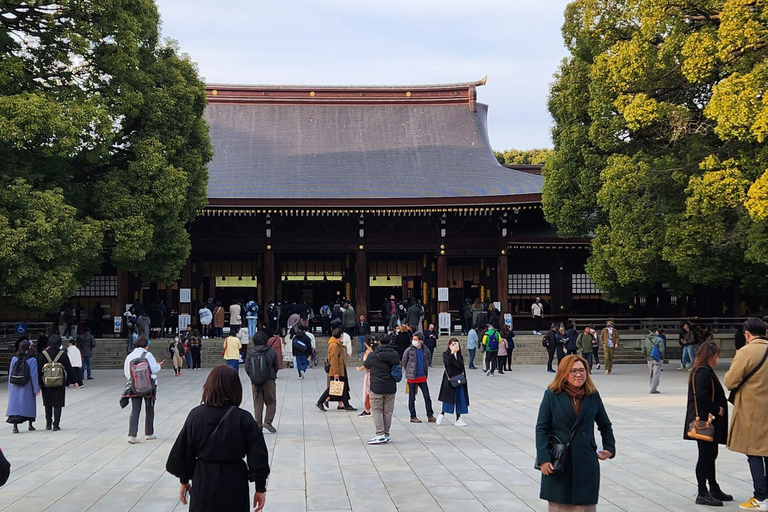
180 260 192 316
356 249 367 318
437 254 448 313
264 250 275 304
497 254 508 314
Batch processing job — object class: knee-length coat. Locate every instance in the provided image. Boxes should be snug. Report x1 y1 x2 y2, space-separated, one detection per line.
535 388 616 506
38 346 76 408
438 350 469 406
6 356 40 419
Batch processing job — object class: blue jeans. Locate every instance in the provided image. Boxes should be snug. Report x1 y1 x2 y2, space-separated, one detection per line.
296 355 309 376
408 381 434 419
83 356 92 378
358 335 366 354
185 351 192 368
583 351 593 370
681 344 695 368
225 359 239 371
748 455 768 501
247 318 257 339
468 348 477 368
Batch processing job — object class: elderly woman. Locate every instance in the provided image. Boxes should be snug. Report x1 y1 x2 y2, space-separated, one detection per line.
166 365 270 512
536 354 615 512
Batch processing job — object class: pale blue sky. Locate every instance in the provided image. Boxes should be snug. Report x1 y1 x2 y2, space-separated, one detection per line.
155 0 571 150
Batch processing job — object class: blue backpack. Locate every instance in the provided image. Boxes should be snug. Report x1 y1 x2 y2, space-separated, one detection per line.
390 364 403 382
486 331 499 351
650 342 662 362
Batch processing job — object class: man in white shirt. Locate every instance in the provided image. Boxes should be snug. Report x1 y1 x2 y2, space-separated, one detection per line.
67 339 83 388
531 297 544 335
123 337 162 444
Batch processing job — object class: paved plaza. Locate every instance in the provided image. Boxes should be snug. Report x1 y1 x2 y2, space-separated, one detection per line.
0 358 757 511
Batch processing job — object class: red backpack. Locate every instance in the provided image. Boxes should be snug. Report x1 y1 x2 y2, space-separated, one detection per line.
129 353 154 395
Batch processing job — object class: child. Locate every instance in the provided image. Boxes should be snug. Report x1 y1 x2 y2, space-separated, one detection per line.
67 338 84 388
355 336 377 417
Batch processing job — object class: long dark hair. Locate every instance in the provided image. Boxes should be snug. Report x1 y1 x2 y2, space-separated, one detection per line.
15 340 30 359
689 341 720 383
201 365 243 407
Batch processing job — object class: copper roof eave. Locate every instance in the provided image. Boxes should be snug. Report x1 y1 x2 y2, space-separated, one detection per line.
206 193 542 209
206 78 487 92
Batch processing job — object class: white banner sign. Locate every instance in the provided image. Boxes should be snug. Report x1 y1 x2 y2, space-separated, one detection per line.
437 287 449 302
178 314 191 331
180 288 191 303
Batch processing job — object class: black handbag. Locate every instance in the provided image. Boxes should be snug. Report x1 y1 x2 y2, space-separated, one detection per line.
536 425 577 473
449 372 467 388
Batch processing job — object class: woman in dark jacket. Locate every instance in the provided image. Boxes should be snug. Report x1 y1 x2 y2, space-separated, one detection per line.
38 335 78 431
501 326 515 372
683 341 732 507
436 338 470 427
166 365 270 512
536 354 615 511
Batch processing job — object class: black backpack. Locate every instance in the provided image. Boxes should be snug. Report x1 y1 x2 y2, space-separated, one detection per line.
246 351 270 387
9 357 30 386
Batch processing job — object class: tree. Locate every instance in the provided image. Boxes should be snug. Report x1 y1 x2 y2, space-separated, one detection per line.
544 0 768 302
0 1 211 311
494 148 554 165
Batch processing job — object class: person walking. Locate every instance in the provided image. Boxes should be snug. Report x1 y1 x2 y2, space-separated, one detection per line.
246 332 279 434
267 331 284 371
535 354 615 512
76 326 96 381
566 324 579 356
482 324 501 376
39 335 78 431
724 317 768 511
237 324 250 363
66 339 84 388
355 336 376 417
355 314 371 359
424 323 439 359
467 326 479 370
166 365 270 512
436 338 469 427
342 302 356 340
6 340 40 433
600 320 620 375
123 336 161 443
501 326 515 372
137 311 152 344
641 328 665 394
402 333 436 423
531 297 544 335
680 322 697 371
684 341 732 507
292 324 312 379
364 336 400 444
222 329 242 372
316 329 357 412
544 323 558 374
577 326 595 371
170 335 186 376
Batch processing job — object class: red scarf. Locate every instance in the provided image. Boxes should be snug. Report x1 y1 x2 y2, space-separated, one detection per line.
563 382 586 415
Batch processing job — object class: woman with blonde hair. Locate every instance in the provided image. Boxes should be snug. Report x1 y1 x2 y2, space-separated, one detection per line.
535 354 615 512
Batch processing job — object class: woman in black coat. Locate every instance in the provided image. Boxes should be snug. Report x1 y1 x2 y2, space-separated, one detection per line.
166 365 270 512
683 341 732 507
436 338 469 427
38 335 78 431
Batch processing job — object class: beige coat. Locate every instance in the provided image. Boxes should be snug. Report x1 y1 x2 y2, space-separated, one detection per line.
725 338 768 456
600 327 620 348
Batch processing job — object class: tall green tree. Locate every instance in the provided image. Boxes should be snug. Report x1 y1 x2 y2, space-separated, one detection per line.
0 1 212 311
494 148 554 165
545 0 768 302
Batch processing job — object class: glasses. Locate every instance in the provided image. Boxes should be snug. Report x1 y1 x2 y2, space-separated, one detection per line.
569 369 586 375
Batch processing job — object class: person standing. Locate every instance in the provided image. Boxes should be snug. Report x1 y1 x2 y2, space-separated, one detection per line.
565 324 579 355
91 303 103 338
395 323 412 360
684 341 731 507
536 354 615 511
292 324 312 379
187 328 202 370
316 329 357 412
166 365 270 512
39 335 78 431
679 322 697 371
402 334 436 423
641 328 665 394
531 297 544 335
501 326 515 372
577 326 595 371
355 337 375 417
222 330 242 372
246 332 279 434
406 300 421 333
467 326 479 370
496 329 509 375
320 303 332 337
482 324 501 377
76 326 96 381
66 339 84 388
555 326 568 365
462 300 473 335
229 300 243 333
544 324 557 374
265 300 279 336
123 336 161 443
471 299 484 330
364 336 400 444
213 302 225 339
137 311 152 345
157 300 167 338
355 314 371 359
198 304 212 340
384 295 399 333
436 338 469 427
424 324 439 359
724 317 768 511
6 340 40 433
600 320 620 375
245 298 259 339
342 302 356 340
237 324 250 363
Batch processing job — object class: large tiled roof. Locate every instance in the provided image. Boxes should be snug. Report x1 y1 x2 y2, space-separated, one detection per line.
202 82 543 206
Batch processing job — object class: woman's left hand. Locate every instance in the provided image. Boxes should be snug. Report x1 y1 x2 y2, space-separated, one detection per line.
597 450 613 460
253 491 266 511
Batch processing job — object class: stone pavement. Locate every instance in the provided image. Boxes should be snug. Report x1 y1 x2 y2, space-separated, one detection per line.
0 358 757 511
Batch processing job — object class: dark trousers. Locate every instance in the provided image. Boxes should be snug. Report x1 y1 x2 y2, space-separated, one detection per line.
252 381 277 428
318 377 351 406
506 350 513 370
191 346 201 369
463 317 472 334
592 346 600 365
408 381 434 419
73 367 83 386
321 317 331 336
534 316 542 332
388 315 398 332
485 351 497 374
556 344 566 363
129 396 155 437
547 347 556 371
45 405 62 427
748 455 768 501
696 440 720 495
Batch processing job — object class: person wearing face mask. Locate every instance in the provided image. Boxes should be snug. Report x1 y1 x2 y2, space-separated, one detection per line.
401 333 436 423
600 321 620 375
436 338 469 427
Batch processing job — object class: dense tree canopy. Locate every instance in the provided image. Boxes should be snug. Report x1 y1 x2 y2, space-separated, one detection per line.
0 1 211 311
494 148 553 165
544 0 768 302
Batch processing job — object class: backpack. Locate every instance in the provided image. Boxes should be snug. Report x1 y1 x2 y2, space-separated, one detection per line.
9 357 30 386
292 336 308 353
246 351 270 387
41 351 66 387
542 335 550 348
650 341 662 362
128 353 154 395
486 331 499 351
390 364 403 382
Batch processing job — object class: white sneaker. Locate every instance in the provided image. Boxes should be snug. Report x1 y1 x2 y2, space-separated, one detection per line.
367 435 387 445
596 364 600 370
455 418 467 427
436 414 444 425
146 434 157 440
128 436 139 444
300 371 305 379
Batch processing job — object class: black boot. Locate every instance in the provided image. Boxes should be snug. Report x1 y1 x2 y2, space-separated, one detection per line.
12 425 19 434
695 493 723 506
709 488 733 502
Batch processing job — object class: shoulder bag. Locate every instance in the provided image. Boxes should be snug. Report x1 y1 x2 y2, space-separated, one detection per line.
687 368 716 442
728 345 768 404
535 423 578 473
448 371 467 388
199 405 236 460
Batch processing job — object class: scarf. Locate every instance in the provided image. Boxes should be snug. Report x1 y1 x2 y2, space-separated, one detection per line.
563 382 586 415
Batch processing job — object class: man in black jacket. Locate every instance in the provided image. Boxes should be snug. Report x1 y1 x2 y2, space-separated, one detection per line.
363 339 400 444
544 324 558 374
246 332 279 434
